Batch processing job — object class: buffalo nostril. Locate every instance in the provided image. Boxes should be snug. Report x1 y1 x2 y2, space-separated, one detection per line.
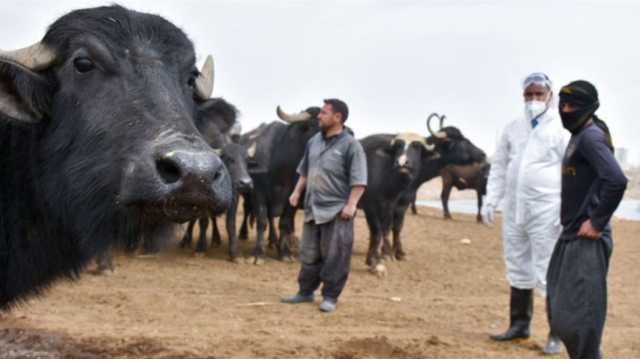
213 168 223 182
156 157 182 184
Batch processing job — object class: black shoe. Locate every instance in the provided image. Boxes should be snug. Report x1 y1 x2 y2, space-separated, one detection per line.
281 293 314 304
490 287 533 341
319 297 337 312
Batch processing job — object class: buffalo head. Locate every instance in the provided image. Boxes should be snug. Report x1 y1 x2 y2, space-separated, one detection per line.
426 113 486 165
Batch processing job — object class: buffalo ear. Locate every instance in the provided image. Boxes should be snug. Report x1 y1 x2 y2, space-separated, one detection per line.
197 97 238 134
0 61 53 123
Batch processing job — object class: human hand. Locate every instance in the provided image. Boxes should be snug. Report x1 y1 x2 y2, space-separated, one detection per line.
340 203 357 220
289 192 300 208
482 204 496 226
578 219 602 240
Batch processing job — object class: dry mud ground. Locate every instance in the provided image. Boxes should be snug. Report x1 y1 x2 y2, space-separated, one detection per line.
1 207 639 358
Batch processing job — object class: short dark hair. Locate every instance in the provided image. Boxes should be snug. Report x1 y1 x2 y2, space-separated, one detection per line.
323 98 349 123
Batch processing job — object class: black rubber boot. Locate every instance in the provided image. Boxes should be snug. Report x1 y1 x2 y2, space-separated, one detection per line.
490 287 533 341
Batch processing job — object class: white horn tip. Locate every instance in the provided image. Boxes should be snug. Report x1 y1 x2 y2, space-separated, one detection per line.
195 55 214 99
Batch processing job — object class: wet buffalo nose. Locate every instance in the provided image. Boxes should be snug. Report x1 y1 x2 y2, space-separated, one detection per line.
236 177 253 192
155 150 224 187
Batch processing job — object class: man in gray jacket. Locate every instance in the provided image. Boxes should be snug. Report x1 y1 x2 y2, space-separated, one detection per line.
281 98 367 313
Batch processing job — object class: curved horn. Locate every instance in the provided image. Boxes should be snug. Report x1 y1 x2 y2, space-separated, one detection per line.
0 42 56 71
194 55 214 100
436 114 448 138
276 106 312 123
426 113 440 136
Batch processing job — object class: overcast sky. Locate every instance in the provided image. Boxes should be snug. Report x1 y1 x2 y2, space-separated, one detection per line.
2 0 639 164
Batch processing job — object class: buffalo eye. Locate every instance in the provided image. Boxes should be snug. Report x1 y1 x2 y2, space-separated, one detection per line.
73 57 95 73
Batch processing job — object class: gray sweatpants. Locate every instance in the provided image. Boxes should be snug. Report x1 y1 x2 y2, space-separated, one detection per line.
547 231 613 359
297 216 354 300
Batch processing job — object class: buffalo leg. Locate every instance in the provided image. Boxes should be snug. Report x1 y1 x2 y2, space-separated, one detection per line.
239 195 250 241
410 192 418 215
277 204 297 261
441 181 453 220
180 220 196 248
268 216 277 249
194 216 209 255
392 206 408 261
142 233 160 254
476 189 483 223
96 249 115 273
364 211 382 267
227 194 241 261
252 193 268 264
211 217 222 248
381 212 394 260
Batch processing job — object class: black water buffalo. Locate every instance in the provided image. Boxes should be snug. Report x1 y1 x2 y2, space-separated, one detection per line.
358 133 437 267
238 106 322 264
440 162 490 222
0 5 233 308
385 114 486 263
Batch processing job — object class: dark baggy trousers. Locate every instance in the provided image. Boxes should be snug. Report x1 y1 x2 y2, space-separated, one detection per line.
297 216 354 300
547 231 613 359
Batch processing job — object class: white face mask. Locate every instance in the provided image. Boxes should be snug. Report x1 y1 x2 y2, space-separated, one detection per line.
524 100 548 121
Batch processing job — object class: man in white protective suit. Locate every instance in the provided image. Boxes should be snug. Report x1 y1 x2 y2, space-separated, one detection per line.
483 73 568 355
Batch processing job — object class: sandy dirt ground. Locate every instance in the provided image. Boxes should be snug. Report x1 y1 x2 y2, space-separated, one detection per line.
1 207 639 359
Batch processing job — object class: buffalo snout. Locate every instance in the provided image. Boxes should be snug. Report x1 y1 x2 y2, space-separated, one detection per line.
235 176 254 193
120 139 232 222
155 149 225 189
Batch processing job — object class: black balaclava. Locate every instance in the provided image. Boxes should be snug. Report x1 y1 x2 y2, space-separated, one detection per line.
558 80 600 133
559 80 614 150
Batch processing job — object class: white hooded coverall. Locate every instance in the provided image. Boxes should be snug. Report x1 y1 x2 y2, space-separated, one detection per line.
485 111 568 296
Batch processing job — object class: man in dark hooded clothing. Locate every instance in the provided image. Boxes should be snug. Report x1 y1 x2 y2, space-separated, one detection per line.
547 80 628 359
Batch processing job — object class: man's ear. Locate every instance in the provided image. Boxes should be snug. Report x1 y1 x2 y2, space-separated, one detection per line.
0 43 56 123
197 97 238 134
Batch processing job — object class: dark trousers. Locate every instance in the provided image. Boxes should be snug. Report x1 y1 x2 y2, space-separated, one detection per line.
297 216 354 300
547 231 613 359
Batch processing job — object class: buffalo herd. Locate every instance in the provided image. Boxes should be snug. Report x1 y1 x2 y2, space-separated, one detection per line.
0 5 489 308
